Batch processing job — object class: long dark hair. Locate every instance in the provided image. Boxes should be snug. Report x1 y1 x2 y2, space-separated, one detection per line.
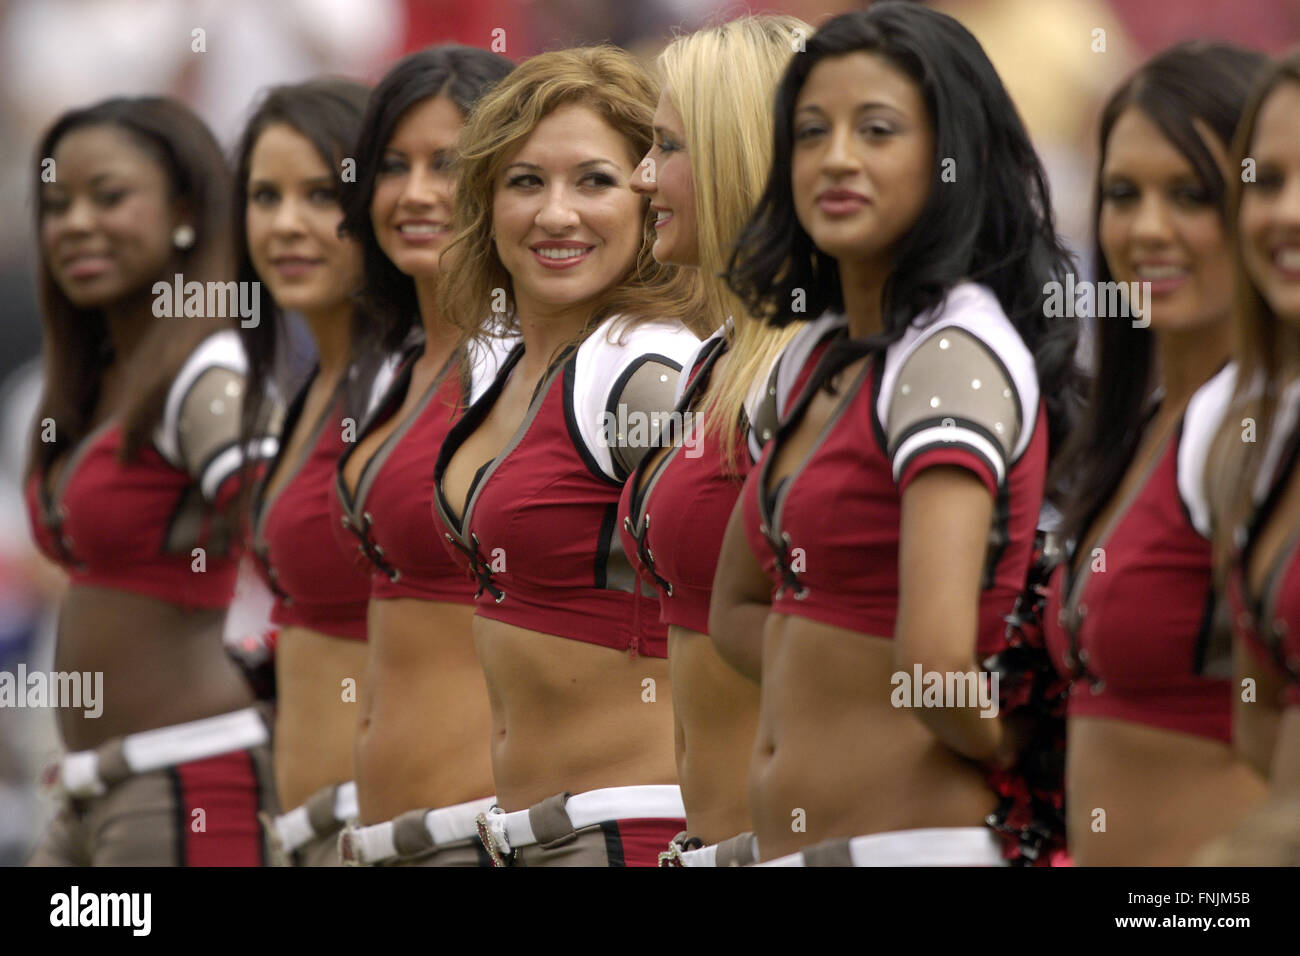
339 45 514 353
231 77 377 508
1053 42 1268 547
28 96 233 477
725 1 1077 455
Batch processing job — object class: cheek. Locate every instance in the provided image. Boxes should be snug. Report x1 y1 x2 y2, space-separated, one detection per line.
370 181 399 229
1097 207 1128 264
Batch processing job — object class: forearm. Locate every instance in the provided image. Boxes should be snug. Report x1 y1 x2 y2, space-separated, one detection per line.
708 598 766 682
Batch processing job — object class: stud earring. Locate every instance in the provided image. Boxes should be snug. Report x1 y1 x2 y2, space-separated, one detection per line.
172 224 196 250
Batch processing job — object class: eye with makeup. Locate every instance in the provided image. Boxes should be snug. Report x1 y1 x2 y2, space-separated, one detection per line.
858 118 899 139
249 184 279 207
1169 181 1213 207
308 185 339 206
794 120 827 143
1246 164 1287 195
378 154 407 176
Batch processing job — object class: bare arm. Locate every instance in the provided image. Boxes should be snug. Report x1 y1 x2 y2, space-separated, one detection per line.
708 494 772 682
895 466 1018 767
1234 637 1286 779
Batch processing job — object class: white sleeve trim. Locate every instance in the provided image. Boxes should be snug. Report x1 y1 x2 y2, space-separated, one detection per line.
876 283 1040 463
571 315 702 480
1177 363 1237 538
891 425 1006 487
152 330 248 468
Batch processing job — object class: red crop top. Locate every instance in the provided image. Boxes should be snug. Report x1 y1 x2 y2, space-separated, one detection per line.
432 315 701 658
252 364 392 642
331 336 513 603
743 283 1046 651
1043 365 1236 743
1226 374 1300 710
25 331 255 609
618 329 781 634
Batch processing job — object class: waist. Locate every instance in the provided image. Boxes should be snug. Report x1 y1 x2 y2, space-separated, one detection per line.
339 794 497 865
46 705 270 799
480 785 685 860
757 827 1005 867
267 781 359 859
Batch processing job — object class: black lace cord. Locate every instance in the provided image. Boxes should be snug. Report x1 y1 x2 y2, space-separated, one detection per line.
442 531 505 603
622 514 674 597
758 521 807 600
341 511 400 582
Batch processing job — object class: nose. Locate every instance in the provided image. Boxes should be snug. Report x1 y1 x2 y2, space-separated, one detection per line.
630 152 657 196
536 182 580 233
1129 192 1174 245
821 122 861 178
270 195 307 235
399 163 445 210
52 195 96 235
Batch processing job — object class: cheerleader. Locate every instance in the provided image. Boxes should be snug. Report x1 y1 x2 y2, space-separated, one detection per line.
328 46 515 868
615 15 809 867
26 97 271 865
713 3 1075 864
233 79 386 866
1043 43 1270 866
431 47 702 867
1216 51 1300 797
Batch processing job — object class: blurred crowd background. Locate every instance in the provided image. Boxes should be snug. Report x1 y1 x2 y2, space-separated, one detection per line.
0 0 1297 864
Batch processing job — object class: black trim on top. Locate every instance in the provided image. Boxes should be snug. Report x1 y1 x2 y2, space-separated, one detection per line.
888 416 1006 466
334 343 421 510
1169 420 1203 537
600 351 685 484
892 443 1002 496
1190 580 1219 677
432 343 526 535
594 503 617 589
166 766 187 867
563 357 618 486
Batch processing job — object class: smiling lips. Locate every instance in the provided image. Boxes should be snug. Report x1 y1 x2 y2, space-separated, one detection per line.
271 255 325 278
1133 260 1190 295
395 221 451 245
532 240 595 270
653 207 674 230
61 252 112 279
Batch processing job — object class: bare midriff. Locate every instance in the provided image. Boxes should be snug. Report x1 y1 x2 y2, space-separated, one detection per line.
668 624 759 844
1065 717 1267 865
274 625 369 811
353 597 492 823
475 616 676 812
54 585 253 753
751 613 996 861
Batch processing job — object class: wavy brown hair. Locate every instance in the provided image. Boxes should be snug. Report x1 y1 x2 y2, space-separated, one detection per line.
1211 50 1300 565
437 46 697 352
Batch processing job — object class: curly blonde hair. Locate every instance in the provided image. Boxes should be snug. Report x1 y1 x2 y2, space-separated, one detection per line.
438 46 697 347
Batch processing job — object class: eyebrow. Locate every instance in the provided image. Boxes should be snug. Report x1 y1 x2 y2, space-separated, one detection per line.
795 101 903 116
505 159 622 173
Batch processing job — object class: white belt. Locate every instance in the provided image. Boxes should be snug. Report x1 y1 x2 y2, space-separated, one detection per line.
670 832 759 867
271 781 360 854
759 827 1005 867
339 795 497 865
479 785 685 858
50 707 268 798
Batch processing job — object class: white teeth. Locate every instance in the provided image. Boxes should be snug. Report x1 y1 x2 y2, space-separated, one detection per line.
1135 264 1188 280
1276 248 1300 270
655 210 673 222
398 223 448 235
536 247 588 260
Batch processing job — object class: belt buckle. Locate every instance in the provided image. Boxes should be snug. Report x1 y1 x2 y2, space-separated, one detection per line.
475 808 513 868
338 827 363 867
657 840 684 868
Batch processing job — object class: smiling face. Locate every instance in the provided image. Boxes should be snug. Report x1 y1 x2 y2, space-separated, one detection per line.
39 124 181 309
790 52 933 270
1098 107 1233 333
370 95 464 278
631 90 697 267
244 123 362 317
492 102 645 325
1238 80 1300 326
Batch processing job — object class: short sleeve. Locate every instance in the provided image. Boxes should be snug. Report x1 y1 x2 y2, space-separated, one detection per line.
570 315 701 482
877 284 1039 498
153 331 263 503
